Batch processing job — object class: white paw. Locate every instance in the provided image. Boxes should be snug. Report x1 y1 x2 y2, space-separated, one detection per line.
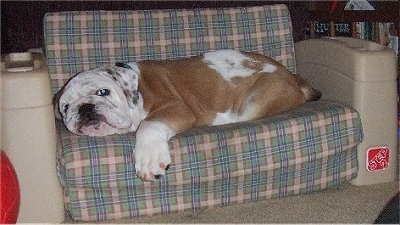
135 141 171 181
134 121 175 181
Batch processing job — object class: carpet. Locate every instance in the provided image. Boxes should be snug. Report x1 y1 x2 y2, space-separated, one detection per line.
65 181 398 224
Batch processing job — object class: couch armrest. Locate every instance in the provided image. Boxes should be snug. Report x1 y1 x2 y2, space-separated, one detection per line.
1 52 65 222
295 37 398 185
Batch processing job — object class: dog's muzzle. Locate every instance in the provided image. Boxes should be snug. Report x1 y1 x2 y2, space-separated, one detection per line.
77 103 106 130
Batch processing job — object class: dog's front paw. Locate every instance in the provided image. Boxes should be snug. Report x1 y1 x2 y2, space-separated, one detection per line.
134 121 175 182
135 143 171 181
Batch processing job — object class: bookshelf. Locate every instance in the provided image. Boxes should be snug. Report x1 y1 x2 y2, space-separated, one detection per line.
308 1 399 21
308 1 399 42
307 0 399 117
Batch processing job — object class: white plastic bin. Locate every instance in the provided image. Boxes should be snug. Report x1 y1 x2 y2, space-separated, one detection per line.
1 52 65 222
295 37 398 185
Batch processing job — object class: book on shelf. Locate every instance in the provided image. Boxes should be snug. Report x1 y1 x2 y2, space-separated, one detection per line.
308 21 399 55
311 21 353 38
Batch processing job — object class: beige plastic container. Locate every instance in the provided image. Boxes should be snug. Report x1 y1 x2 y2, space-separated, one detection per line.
1 52 65 222
295 37 398 186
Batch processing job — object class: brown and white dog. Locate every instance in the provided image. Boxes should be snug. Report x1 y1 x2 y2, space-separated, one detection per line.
54 49 321 181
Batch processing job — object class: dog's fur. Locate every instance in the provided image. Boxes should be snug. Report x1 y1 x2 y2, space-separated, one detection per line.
54 49 321 181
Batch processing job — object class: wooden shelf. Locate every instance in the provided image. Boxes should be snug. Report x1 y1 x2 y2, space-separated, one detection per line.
309 10 399 23
308 1 399 32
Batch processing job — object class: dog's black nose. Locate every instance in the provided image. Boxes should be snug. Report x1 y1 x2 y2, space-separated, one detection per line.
78 103 95 117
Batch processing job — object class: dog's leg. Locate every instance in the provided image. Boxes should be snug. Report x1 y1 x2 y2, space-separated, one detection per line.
134 103 195 181
242 74 307 118
134 120 175 181
293 74 322 101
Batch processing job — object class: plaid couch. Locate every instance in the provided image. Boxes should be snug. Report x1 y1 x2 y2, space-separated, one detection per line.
44 4 363 221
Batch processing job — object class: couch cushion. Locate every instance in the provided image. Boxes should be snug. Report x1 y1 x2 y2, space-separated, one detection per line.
56 101 362 221
43 4 297 94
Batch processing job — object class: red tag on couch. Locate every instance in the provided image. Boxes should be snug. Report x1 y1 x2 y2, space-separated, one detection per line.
367 146 390 172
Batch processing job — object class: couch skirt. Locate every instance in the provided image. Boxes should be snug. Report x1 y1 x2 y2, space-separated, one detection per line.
56 100 363 221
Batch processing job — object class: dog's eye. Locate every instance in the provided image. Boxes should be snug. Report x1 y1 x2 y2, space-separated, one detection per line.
97 89 110 96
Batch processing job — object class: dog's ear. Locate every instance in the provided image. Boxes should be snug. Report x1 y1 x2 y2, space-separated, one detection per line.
107 62 140 108
52 86 65 120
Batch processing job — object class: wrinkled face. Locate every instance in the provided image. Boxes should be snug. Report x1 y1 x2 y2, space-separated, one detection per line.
55 64 142 136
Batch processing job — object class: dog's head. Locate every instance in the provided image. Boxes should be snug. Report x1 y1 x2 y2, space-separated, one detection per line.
54 62 143 136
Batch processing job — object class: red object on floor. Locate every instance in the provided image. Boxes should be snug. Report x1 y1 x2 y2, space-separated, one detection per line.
0 150 20 224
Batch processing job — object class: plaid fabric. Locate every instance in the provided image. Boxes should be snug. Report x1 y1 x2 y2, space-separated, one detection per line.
43 4 296 94
56 101 362 221
45 4 363 222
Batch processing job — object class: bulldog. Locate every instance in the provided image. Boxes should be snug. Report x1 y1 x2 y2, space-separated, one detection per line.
54 49 321 181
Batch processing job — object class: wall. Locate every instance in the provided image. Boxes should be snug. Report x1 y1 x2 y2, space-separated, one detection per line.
1 1 309 54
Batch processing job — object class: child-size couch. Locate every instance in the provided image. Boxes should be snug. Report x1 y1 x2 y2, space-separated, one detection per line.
2 3 397 223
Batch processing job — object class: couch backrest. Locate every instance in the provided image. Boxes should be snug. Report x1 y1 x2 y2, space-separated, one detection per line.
43 4 296 95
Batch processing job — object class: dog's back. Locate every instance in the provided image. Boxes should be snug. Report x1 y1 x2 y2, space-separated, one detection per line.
136 50 321 126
